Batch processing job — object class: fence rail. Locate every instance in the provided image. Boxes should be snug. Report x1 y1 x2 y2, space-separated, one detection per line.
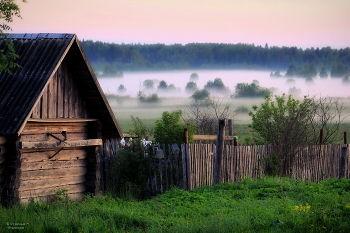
102 142 350 195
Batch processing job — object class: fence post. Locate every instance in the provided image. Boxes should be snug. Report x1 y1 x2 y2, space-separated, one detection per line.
319 128 324 145
339 146 347 179
228 119 233 145
344 132 348 145
214 119 226 185
181 144 189 190
184 128 189 144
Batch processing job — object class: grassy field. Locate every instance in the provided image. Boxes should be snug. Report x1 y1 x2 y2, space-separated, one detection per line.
1 177 350 232
108 95 350 144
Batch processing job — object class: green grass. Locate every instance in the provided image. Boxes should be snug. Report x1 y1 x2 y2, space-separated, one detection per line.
1 177 350 232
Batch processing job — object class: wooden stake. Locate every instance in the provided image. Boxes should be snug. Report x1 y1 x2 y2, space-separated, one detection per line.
228 119 233 145
344 132 348 145
214 119 226 185
319 128 324 145
184 128 189 144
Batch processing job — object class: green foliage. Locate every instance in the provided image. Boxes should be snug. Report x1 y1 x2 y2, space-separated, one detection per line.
2 177 350 232
137 91 161 103
190 72 199 80
248 94 313 145
234 80 272 98
331 63 350 77
191 89 210 102
204 78 227 92
143 79 154 89
106 144 149 200
270 70 282 77
0 0 26 74
154 110 195 144
117 84 126 93
319 66 328 78
157 80 168 90
129 115 152 139
185 81 198 93
342 74 350 84
101 63 123 77
234 105 250 114
81 40 350 71
285 63 318 78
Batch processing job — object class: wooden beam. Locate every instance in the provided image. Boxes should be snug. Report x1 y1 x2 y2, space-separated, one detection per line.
19 139 102 150
0 136 7 145
193 135 233 141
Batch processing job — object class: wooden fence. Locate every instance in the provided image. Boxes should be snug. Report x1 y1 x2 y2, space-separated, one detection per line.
102 142 350 195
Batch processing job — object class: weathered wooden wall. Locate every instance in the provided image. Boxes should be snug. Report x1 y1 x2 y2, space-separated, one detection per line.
30 60 88 119
14 120 102 203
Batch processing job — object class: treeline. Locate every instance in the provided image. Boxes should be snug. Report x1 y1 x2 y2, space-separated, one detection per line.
81 40 350 71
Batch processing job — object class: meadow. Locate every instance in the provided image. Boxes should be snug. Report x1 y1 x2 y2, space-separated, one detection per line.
1 177 350 232
108 95 350 143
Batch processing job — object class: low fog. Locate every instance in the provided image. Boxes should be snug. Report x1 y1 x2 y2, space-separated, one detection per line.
98 70 349 99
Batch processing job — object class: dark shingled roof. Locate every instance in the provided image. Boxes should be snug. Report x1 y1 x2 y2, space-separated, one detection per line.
0 33 122 137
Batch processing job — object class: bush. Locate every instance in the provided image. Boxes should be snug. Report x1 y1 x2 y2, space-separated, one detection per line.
234 105 250 114
137 91 161 103
105 143 150 200
234 80 271 98
154 110 195 144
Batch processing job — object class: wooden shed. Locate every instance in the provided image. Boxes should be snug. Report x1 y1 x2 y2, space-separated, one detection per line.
0 33 122 204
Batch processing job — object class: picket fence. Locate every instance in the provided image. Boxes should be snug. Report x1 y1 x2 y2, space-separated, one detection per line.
102 140 349 195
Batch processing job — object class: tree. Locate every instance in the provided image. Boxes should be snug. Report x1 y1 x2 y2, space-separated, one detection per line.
191 89 210 102
249 94 345 175
319 66 328 78
143 79 154 89
285 64 297 77
0 0 26 74
117 84 126 93
182 96 235 136
157 80 168 90
234 80 271 98
185 81 198 93
154 110 195 145
137 91 161 103
342 74 350 84
129 115 152 139
204 78 227 92
190 72 199 80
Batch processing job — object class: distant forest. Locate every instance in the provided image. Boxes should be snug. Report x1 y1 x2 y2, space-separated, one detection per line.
81 40 350 73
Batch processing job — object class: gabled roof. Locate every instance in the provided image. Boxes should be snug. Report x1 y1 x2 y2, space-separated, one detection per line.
0 33 122 138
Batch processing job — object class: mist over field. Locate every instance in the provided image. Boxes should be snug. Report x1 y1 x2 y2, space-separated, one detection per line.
98 70 349 98
99 70 350 133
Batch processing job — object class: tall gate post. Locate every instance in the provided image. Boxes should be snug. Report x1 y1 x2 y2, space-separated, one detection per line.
214 119 226 185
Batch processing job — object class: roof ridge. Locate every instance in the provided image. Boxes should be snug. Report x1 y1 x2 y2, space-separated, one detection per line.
6 33 75 40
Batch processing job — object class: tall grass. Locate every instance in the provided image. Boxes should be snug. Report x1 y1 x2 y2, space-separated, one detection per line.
1 177 349 232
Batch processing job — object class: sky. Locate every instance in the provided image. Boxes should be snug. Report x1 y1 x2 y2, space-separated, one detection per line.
9 0 350 49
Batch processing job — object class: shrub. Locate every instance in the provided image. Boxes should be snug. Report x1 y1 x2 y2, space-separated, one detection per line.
154 110 195 144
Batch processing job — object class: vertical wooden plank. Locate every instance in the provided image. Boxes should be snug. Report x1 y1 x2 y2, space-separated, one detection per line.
56 66 63 118
181 144 187 190
214 119 226 185
164 144 169 191
31 98 41 118
187 144 191 190
41 87 48 119
339 146 347 179
63 64 69 118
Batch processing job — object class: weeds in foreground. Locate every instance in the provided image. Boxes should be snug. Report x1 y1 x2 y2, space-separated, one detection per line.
0 177 349 232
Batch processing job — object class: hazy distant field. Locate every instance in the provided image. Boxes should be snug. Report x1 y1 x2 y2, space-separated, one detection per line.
107 95 350 143
108 96 260 129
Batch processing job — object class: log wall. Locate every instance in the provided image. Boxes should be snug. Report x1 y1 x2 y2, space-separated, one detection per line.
14 120 102 203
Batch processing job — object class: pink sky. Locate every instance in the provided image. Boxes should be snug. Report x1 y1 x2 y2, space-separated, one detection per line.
9 0 350 48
